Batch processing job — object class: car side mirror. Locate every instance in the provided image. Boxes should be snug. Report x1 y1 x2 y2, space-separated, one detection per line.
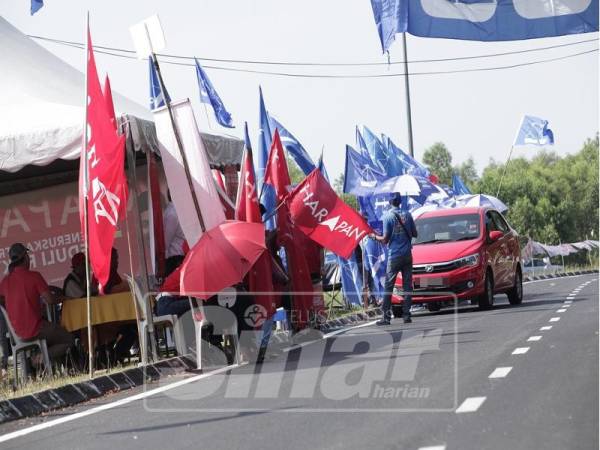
489 230 503 241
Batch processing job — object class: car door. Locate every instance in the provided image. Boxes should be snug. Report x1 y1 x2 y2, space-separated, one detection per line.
484 211 506 289
493 211 519 284
490 211 513 289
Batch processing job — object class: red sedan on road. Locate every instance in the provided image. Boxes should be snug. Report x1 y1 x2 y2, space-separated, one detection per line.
391 207 523 315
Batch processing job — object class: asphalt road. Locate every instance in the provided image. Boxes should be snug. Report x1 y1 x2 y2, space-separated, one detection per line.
0 274 598 450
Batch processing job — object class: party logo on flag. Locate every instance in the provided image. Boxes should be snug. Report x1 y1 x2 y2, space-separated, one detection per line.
287 169 372 259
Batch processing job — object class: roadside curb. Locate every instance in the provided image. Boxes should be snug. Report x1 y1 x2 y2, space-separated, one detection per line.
523 268 598 282
0 356 195 425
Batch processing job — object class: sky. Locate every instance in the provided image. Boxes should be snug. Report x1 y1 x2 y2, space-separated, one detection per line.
1 1 598 181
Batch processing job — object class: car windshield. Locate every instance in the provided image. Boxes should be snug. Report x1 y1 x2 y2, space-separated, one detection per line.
414 214 481 245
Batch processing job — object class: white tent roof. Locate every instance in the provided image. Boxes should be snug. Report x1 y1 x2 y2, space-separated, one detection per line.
0 16 149 173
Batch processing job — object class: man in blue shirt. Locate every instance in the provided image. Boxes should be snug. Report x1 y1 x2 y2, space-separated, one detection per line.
371 194 417 325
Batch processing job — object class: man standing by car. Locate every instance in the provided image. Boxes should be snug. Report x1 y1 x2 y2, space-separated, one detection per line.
370 194 417 325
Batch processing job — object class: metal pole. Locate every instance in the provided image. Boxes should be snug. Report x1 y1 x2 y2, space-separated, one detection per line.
82 12 94 378
401 33 415 157
496 145 515 198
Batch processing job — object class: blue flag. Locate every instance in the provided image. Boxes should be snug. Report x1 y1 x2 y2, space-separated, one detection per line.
194 59 234 128
268 116 316 175
371 0 597 49
386 136 430 178
338 253 363 306
380 134 405 177
30 0 43 15
356 127 373 162
361 237 387 300
362 126 389 172
317 151 329 182
257 87 276 229
513 115 555 146
149 59 170 110
343 145 387 196
452 174 472 195
370 0 406 53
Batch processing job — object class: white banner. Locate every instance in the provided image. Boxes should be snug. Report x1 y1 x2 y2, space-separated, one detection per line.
153 100 225 247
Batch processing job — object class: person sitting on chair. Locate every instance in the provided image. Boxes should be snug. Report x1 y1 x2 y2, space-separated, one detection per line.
63 252 98 299
0 243 74 363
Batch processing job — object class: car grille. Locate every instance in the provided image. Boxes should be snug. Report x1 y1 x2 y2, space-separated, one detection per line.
413 261 458 274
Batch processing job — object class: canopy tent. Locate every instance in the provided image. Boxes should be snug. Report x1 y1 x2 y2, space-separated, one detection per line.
0 16 243 190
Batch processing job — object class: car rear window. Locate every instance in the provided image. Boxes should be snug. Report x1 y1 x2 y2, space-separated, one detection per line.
414 214 481 244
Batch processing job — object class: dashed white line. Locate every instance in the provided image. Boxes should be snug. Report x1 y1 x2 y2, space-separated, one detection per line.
557 309 567 313
562 304 571 308
540 326 553 331
564 300 573 304
566 296 576 299
527 336 542 342
489 367 513 378
418 446 446 450
549 317 561 322
512 347 530 355
456 397 487 413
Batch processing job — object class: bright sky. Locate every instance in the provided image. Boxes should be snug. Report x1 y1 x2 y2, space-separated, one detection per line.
1 1 598 180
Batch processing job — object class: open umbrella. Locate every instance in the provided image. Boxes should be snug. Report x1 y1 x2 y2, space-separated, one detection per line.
179 221 267 299
374 174 439 198
455 194 508 213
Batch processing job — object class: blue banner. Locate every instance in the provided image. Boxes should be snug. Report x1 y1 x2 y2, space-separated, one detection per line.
372 0 598 45
338 253 363 306
149 59 170 110
268 116 316 175
194 59 234 128
452 174 472 195
31 0 43 15
343 145 387 196
257 87 276 229
514 115 555 146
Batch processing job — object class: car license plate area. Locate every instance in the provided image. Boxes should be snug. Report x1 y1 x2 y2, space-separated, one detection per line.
417 277 445 288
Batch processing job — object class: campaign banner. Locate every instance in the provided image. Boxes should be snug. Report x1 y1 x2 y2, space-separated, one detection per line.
287 170 372 259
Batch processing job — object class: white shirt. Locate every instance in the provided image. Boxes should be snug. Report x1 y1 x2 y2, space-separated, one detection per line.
163 202 186 258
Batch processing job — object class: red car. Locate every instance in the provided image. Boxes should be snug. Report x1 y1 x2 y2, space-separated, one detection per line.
391 207 522 315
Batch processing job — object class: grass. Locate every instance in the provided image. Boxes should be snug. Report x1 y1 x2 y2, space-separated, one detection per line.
0 361 140 400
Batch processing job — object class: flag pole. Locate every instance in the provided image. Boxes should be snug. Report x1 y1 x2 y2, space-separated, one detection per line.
82 11 94 378
145 25 206 233
401 33 415 158
496 145 514 198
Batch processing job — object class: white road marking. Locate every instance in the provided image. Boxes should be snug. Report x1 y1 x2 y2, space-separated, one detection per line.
512 347 530 355
419 446 446 450
540 326 552 331
283 320 379 353
527 336 542 342
489 367 512 378
562 304 571 308
549 317 561 322
566 296 575 299
456 397 487 413
557 309 567 313
564 300 573 304
0 363 243 444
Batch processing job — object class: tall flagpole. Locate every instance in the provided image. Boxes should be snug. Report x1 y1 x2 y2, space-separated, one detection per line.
497 116 524 197
82 11 94 378
401 33 415 158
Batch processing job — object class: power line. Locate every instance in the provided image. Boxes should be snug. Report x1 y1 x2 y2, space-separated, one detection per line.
40 37 598 79
29 33 598 66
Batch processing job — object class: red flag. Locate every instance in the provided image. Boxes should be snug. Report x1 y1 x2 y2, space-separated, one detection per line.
263 129 290 201
103 75 117 131
235 146 262 223
287 169 372 260
80 28 128 291
213 169 235 219
148 155 166 278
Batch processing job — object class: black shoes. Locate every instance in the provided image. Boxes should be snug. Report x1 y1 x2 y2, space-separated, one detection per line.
376 319 391 326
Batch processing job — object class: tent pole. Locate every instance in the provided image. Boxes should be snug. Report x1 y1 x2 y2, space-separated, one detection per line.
82 11 94 379
401 33 415 158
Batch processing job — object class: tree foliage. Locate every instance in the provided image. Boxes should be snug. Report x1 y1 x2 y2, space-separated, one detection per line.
422 142 480 188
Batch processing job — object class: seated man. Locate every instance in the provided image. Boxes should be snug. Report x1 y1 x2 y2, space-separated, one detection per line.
63 252 98 299
155 264 191 317
102 248 129 294
0 243 74 362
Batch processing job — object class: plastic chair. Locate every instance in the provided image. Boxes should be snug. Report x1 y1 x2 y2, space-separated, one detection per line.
0 305 51 387
188 289 240 371
126 276 187 363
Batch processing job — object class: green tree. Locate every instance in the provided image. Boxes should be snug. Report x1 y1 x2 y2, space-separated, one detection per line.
333 173 358 211
422 142 453 185
455 156 479 190
286 155 304 185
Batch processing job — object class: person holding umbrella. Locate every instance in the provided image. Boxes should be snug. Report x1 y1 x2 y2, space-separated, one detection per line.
370 194 418 325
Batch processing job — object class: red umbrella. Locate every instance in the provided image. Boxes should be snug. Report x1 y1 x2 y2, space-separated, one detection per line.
179 221 267 300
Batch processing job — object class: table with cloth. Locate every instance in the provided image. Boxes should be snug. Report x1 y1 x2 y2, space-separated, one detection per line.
61 292 137 332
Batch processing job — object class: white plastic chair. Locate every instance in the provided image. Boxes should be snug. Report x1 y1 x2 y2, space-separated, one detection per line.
188 288 240 371
0 305 51 387
126 276 187 363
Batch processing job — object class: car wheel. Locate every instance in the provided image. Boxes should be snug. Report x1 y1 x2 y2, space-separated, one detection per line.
477 271 494 310
426 302 441 312
507 268 523 305
392 305 404 319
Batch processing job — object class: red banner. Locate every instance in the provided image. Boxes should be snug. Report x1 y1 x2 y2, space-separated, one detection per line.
81 28 128 291
263 129 291 201
287 169 372 260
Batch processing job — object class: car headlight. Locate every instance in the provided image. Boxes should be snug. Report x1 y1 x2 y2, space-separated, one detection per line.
456 253 479 267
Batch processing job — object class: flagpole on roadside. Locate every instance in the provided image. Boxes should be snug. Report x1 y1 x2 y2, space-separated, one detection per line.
401 33 415 158
144 26 206 233
496 145 515 198
82 11 94 378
